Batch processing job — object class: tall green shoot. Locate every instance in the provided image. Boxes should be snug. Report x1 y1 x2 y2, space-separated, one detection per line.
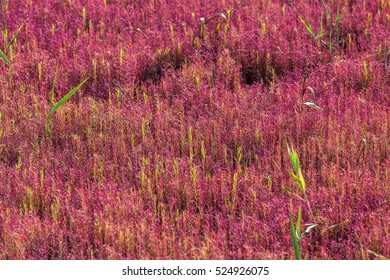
287 143 318 259
0 48 6 63
287 143 317 222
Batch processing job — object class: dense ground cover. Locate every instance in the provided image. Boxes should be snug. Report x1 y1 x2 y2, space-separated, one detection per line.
0 0 389 259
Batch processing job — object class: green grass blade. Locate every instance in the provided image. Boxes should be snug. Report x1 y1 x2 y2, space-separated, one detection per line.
50 77 89 114
0 48 8 64
289 215 301 260
298 16 315 40
290 171 301 184
297 207 302 239
298 170 306 192
3 28 8 45
6 23 24 49
297 207 302 238
287 144 300 173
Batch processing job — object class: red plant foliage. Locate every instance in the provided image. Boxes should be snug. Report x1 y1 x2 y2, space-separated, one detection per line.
0 0 388 259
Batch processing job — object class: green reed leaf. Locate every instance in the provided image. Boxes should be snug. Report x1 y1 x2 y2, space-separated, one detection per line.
50 77 89 114
289 214 301 260
0 48 8 64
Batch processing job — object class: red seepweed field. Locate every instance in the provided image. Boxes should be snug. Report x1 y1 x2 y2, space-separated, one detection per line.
0 0 389 260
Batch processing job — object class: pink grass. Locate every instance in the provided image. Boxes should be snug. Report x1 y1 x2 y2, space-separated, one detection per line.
0 0 389 259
